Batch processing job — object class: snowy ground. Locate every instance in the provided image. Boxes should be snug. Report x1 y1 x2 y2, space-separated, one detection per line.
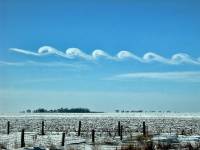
0 112 200 149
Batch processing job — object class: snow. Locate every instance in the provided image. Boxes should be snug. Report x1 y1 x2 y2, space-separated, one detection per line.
0 112 200 149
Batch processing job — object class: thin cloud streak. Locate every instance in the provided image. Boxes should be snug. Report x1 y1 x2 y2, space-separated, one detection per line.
107 71 200 82
0 60 89 70
9 46 200 65
0 61 25 66
9 48 40 56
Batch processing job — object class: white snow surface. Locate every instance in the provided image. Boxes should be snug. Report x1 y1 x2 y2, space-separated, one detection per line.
0 112 200 149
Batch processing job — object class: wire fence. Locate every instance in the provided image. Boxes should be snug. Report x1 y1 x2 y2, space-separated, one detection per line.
0 118 200 149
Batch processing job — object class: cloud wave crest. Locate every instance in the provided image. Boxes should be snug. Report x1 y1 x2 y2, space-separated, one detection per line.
9 46 200 65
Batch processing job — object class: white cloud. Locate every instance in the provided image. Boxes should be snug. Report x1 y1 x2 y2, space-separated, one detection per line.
143 52 169 64
0 60 89 70
9 46 200 65
107 71 200 82
170 53 200 65
92 49 113 59
9 48 40 56
117 51 143 61
0 61 25 66
66 48 92 60
38 46 71 58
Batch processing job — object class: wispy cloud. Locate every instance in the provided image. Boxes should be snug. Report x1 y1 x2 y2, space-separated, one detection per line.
9 48 40 56
0 61 25 66
17 78 68 84
0 60 89 70
9 46 200 65
106 71 200 82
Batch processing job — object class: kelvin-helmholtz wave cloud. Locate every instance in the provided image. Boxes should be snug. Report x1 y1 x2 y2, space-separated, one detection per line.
9 46 200 65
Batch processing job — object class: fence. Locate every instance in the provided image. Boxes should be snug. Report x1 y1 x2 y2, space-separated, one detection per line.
0 118 199 149
0 120 149 149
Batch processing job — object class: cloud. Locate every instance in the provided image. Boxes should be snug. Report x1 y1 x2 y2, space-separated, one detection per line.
66 48 92 60
38 46 71 58
92 49 113 59
117 51 143 61
9 46 200 65
170 53 200 65
107 71 200 82
0 60 89 70
0 61 25 66
9 48 40 56
143 52 169 64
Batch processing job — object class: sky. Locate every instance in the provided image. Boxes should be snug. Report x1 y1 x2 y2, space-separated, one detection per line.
0 0 200 112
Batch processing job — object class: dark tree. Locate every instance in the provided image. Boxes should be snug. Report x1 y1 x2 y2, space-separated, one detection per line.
26 109 31 113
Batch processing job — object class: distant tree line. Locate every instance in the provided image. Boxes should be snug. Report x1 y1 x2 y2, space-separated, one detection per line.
115 109 171 113
24 107 91 113
115 109 143 113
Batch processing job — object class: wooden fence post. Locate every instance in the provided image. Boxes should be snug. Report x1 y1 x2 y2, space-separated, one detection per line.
92 129 95 143
146 125 148 136
7 121 10 134
61 132 65 146
143 121 146 137
120 125 123 140
21 129 25 147
41 121 45 135
78 121 81 136
118 121 121 136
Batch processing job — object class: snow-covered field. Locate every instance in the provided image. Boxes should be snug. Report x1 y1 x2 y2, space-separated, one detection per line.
0 112 200 149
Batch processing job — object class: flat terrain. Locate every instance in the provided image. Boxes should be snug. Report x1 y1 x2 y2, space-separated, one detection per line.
0 112 200 149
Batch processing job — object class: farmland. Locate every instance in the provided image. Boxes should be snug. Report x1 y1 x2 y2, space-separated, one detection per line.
0 112 200 149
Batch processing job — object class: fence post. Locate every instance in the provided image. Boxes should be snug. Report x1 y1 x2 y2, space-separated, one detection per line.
143 121 146 137
21 129 25 147
61 132 65 146
146 125 148 136
7 121 10 134
120 125 123 140
78 121 81 136
181 129 185 135
92 129 95 143
41 121 45 135
118 121 121 136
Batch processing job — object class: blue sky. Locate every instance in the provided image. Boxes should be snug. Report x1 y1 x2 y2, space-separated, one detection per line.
0 0 200 112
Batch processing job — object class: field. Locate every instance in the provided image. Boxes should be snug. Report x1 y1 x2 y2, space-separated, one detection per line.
0 112 200 150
